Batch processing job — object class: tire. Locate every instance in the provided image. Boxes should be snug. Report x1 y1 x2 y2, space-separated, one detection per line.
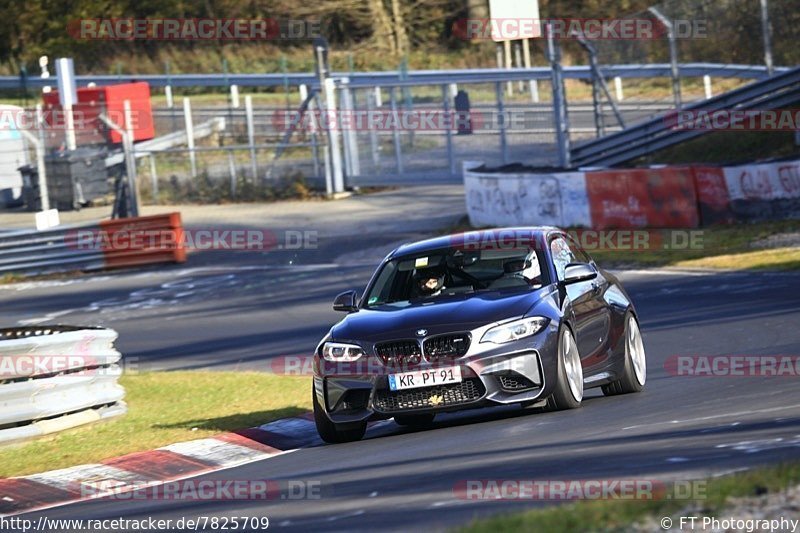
602 313 646 396
312 386 367 443
394 413 436 427
545 326 583 411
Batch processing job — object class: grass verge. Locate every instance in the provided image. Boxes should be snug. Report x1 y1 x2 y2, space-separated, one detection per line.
0 371 311 478
459 462 800 533
589 221 800 271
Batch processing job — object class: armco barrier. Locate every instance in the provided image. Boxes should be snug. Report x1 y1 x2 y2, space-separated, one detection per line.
0 212 186 276
0 223 104 275
0 326 125 445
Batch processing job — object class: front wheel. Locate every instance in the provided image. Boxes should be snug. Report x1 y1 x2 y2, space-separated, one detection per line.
313 386 367 443
602 313 646 396
545 326 583 411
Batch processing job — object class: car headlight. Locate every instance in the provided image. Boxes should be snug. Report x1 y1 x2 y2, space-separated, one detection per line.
480 317 549 344
322 342 364 362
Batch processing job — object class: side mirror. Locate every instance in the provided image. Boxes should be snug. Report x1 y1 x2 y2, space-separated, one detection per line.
333 290 359 312
563 263 597 285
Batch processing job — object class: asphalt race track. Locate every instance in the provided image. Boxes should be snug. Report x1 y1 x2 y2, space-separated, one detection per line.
3 190 800 531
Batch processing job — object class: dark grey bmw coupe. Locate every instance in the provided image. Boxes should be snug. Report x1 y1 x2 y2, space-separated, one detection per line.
312 227 646 443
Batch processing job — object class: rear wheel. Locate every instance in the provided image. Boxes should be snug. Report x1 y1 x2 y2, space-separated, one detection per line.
545 326 583 411
394 413 436 427
602 313 646 396
312 386 367 443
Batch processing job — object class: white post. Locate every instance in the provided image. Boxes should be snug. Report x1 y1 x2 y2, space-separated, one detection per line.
123 100 140 216
55 58 77 151
299 84 308 103
449 83 458 98
183 97 197 178
230 84 240 108
523 38 539 103
245 95 257 181
614 76 624 101
324 78 344 193
703 75 713 99
149 154 158 200
374 86 383 108
504 39 513 96
165 85 174 108
35 105 50 212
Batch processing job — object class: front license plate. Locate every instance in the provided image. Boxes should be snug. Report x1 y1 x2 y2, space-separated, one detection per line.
388 366 462 391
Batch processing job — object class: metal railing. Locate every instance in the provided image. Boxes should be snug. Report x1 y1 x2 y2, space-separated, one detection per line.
0 326 125 445
0 63 783 90
570 66 800 167
0 223 103 275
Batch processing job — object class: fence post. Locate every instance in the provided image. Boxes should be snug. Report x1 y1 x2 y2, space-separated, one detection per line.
759 0 774 76
245 95 257 181
442 84 456 176
324 78 345 193
703 75 713 99
149 154 158 201
504 39 513 96
495 82 509 165
35 105 50 211
183 97 197 179
228 150 237 198
339 78 360 180
366 89 380 168
123 100 140 217
649 7 681 110
546 22 571 168
522 38 539 103
614 76 624 101
230 85 240 108
389 87 403 174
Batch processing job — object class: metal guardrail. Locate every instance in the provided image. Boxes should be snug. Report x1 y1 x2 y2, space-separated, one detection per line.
0 326 125 445
0 223 104 275
0 64 785 90
570 66 800 167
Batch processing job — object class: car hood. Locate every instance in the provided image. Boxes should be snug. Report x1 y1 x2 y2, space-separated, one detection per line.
330 288 550 342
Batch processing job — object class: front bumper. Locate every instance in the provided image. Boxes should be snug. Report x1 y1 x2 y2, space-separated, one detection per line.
314 327 560 423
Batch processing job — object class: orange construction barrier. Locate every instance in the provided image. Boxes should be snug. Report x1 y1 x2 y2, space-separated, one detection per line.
98 213 187 269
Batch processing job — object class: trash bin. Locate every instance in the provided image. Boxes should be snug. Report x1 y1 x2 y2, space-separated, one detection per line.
454 90 473 135
18 164 41 212
45 148 109 210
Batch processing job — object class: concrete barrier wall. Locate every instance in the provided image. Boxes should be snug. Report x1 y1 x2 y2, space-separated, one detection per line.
464 158 800 228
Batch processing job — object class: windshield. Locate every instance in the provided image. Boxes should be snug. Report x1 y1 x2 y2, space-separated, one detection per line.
363 246 547 308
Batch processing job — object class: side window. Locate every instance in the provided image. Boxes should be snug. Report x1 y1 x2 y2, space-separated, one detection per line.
550 237 577 281
566 235 593 264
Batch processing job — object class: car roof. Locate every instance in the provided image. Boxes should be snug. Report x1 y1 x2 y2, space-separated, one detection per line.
388 226 563 260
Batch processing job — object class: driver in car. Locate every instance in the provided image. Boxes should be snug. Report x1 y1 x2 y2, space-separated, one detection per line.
415 268 446 297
